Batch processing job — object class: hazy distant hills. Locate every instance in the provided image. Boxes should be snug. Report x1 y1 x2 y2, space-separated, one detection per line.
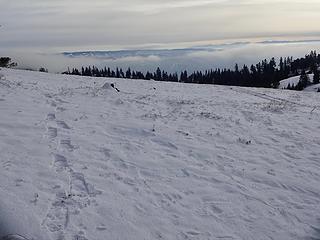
63 48 207 59
62 42 249 59
62 40 320 59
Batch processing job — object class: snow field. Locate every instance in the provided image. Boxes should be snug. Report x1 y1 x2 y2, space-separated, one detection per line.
0 68 320 240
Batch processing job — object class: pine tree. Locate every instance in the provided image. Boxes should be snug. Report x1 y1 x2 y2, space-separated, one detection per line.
116 68 120 78
235 64 239 73
313 69 320 84
145 71 153 80
299 70 310 90
126 68 131 79
155 67 162 81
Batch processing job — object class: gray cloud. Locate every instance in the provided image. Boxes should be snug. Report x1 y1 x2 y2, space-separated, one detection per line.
1 0 320 52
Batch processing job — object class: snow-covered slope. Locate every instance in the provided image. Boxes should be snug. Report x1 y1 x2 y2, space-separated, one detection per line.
278 74 314 89
1 68 320 240
304 83 320 92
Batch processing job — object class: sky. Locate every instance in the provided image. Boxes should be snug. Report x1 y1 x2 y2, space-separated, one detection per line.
0 0 320 72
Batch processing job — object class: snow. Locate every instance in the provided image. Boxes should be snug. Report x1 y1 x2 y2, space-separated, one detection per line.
279 74 313 89
279 75 300 89
1 68 320 240
278 74 314 89
304 83 320 92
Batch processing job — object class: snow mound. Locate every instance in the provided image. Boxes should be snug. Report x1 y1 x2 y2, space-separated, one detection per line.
1 68 320 240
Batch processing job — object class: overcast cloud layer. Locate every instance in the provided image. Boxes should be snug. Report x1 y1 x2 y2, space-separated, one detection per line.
1 0 320 51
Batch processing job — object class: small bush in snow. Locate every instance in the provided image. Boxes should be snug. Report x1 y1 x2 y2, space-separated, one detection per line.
0 57 17 68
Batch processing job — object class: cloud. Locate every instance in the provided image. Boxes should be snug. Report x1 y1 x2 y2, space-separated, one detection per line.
5 39 319 75
114 0 228 13
0 0 320 52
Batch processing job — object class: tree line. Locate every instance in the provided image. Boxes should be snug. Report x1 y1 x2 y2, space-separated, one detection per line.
63 51 320 90
2 51 319 90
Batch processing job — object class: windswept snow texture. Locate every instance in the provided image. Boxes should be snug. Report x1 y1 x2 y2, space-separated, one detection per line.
1 69 320 240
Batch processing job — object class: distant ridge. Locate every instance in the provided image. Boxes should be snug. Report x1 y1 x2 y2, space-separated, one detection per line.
62 42 250 59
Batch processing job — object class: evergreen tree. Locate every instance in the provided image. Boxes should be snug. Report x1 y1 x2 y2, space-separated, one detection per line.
126 68 132 79
145 71 153 80
155 67 162 81
313 69 320 84
298 70 310 90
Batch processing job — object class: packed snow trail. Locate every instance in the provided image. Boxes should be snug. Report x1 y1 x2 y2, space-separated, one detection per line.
0 68 320 240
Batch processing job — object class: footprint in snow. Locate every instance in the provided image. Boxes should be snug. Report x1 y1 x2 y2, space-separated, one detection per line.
44 93 53 99
100 147 111 158
60 139 75 152
47 127 58 139
47 100 57 107
42 191 69 233
15 179 24 187
56 120 71 129
56 106 67 112
52 154 69 172
46 113 56 121
69 172 102 197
